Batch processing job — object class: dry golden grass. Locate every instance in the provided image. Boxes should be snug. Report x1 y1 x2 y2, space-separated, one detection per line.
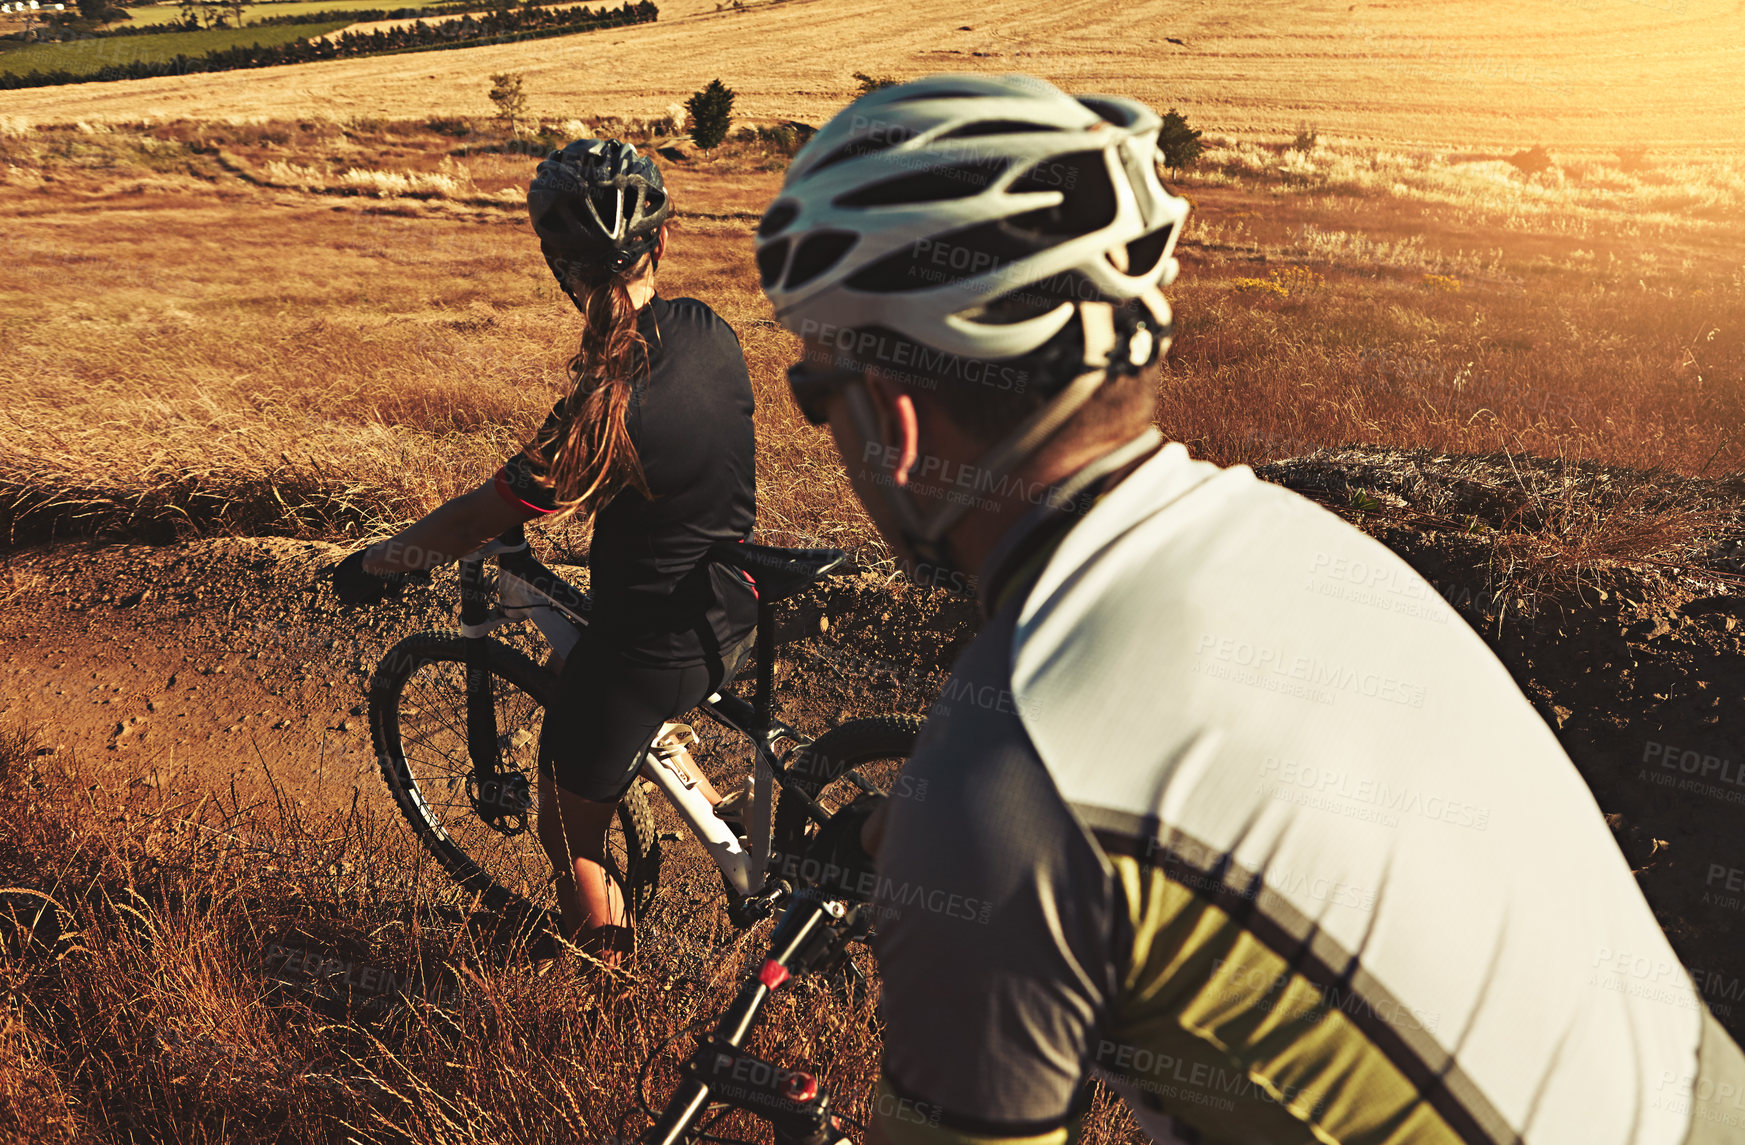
0 117 869 556
0 722 1152 1143
1 0 1742 150
1 115 1740 568
0 92 1740 1144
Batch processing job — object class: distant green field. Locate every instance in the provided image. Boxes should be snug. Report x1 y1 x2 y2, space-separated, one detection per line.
0 19 348 75
116 0 452 27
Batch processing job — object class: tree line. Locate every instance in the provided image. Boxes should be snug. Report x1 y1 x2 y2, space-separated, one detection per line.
0 0 656 88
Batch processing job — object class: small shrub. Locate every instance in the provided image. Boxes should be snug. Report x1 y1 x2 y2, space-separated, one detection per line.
853 70 899 96
1288 120 1318 153
1158 107 1204 177
1421 273 1462 292
685 78 736 150
425 116 474 138
1272 265 1323 293
337 167 466 198
1506 145 1555 177
487 72 529 140
1231 275 1289 298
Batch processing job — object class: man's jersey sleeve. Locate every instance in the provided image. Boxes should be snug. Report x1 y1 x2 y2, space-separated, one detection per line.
870 602 1121 1140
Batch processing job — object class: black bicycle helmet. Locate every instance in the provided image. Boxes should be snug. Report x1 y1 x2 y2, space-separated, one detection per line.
528 138 671 291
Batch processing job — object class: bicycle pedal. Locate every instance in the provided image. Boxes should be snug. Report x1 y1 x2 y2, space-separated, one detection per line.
652 722 698 757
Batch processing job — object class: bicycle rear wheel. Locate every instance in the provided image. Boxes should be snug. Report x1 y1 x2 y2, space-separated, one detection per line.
369 631 660 922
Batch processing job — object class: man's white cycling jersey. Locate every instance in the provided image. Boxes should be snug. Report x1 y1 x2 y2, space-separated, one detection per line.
870 432 1745 1145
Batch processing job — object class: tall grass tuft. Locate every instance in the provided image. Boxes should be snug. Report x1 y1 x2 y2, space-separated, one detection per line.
0 722 1152 1142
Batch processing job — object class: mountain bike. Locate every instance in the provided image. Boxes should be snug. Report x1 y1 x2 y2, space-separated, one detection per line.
366 524 922 934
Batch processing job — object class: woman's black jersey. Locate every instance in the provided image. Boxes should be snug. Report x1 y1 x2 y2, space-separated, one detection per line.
494 294 758 669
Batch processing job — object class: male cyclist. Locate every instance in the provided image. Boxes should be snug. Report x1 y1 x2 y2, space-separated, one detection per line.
760 75 1745 1144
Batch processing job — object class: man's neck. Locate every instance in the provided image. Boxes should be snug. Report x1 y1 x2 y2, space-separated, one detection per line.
943 432 1156 590
627 277 657 309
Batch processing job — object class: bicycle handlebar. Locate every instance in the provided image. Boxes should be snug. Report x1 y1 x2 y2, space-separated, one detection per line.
641 894 863 1145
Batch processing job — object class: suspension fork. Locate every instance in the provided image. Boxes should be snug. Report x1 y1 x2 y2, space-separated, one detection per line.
458 553 501 782
754 599 777 728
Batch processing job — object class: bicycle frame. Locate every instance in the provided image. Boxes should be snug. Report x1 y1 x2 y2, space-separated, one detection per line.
452 527 835 924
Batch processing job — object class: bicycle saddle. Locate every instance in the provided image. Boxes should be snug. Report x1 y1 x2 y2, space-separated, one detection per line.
712 541 850 604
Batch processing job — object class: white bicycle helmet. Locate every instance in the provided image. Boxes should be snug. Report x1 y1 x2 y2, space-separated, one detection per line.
757 72 1188 362
757 73 1190 578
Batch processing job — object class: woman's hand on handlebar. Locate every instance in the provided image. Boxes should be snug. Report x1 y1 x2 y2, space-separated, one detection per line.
327 481 534 607
328 549 430 606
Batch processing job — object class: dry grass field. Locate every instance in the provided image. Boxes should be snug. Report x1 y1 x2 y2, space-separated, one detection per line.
1 2 1743 1140
0 0 1743 147
0 20 357 80
1 113 1740 560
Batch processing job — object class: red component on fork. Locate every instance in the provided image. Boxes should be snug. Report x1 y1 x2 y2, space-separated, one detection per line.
780 1072 819 1103
759 959 791 989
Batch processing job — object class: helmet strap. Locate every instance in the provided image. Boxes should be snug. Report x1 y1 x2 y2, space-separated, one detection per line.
843 301 1122 593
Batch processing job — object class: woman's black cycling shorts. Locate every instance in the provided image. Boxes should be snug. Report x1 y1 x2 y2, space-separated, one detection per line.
538 624 747 802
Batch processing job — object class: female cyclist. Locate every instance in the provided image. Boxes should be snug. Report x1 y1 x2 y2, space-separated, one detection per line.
330 139 758 963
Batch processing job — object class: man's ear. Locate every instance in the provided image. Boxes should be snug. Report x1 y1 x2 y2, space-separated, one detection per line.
865 373 920 487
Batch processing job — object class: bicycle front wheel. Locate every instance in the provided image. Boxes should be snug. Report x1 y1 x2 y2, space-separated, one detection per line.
368 631 660 921
770 714 925 869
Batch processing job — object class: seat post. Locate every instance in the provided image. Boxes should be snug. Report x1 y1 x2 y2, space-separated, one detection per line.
754 600 777 729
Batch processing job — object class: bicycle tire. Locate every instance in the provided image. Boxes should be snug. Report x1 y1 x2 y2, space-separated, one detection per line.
770 714 925 870
369 630 661 921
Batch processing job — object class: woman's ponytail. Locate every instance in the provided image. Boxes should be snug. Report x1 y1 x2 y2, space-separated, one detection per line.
529 259 653 513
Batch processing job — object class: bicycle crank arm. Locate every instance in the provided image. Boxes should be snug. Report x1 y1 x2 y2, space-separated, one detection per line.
725 876 791 929
680 1044 840 1143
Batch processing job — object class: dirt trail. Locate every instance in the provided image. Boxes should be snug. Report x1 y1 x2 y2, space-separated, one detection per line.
0 535 971 813
3 446 1744 1034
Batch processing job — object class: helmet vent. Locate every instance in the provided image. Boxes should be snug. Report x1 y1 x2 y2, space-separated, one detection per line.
759 201 800 238
588 186 622 234
811 130 916 173
1007 151 1117 237
1075 97 1141 128
833 159 1007 208
756 238 791 289
972 271 1112 325
1122 222 1176 277
936 120 1064 140
844 220 1033 295
785 231 859 290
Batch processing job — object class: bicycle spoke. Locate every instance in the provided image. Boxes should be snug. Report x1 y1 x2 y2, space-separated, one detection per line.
379 639 650 921
388 657 555 908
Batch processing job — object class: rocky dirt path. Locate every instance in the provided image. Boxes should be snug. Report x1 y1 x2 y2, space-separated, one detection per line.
2 447 1742 1034
0 533 969 813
